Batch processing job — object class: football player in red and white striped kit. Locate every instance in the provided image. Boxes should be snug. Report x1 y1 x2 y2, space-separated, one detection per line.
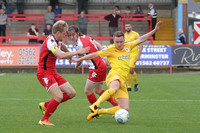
67 26 118 114
37 20 90 126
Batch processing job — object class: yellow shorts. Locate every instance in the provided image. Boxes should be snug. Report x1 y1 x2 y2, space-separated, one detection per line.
106 72 129 100
129 52 139 68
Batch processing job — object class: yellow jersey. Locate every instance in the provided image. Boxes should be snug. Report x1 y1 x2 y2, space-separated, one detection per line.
97 41 138 79
125 31 140 55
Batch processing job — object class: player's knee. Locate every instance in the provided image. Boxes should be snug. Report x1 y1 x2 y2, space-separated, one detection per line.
84 88 92 95
94 88 102 95
55 94 63 102
119 105 129 112
130 69 134 74
69 90 76 98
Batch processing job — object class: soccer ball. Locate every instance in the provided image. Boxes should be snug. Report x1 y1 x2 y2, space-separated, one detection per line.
114 109 129 124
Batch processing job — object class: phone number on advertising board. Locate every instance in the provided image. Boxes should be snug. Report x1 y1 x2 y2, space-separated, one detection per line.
18 48 37 64
137 61 170 66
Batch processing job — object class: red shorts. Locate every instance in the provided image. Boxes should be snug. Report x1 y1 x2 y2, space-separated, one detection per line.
37 70 68 91
88 66 106 83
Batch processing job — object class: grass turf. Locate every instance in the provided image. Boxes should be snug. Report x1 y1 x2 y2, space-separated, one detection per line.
0 73 200 133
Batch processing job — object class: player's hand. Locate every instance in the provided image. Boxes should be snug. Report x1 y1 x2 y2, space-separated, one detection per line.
69 58 72 64
78 46 90 54
75 63 81 70
155 21 163 31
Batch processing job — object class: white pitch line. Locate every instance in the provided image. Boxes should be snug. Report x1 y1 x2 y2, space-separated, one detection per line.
0 98 200 102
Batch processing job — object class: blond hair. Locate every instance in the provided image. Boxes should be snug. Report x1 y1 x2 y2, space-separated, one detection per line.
52 20 68 34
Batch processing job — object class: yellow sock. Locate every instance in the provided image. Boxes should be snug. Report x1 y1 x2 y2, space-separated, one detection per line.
132 71 138 85
98 106 122 115
126 73 132 88
94 88 116 107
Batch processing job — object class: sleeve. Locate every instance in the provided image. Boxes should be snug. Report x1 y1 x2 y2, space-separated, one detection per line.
128 41 138 50
180 37 186 44
104 14 110 21
47 40 59 54
97 46 112 58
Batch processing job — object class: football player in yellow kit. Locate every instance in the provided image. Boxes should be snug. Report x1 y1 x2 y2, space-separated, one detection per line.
125 23 143 91
72 21 163 120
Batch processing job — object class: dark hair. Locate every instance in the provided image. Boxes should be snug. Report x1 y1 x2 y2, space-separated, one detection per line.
126 6 130 9
68 25 84 36
115 6 120 9
113 31 124 38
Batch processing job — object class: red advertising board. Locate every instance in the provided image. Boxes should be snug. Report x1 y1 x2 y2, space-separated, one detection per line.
194 22 200 44
0 45 39 66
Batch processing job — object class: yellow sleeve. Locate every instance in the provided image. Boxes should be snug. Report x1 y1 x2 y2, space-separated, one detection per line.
97 46 112 58
129 40 138 50
51 45 59 53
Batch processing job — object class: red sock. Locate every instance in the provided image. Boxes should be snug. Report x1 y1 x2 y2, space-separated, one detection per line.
100 90 118 106
87 93 97 104
41 99 60 121
44 99 52 108
61 93 71 103
44 93 71 108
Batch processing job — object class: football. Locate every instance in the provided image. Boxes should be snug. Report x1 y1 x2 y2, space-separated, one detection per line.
114 109 129 124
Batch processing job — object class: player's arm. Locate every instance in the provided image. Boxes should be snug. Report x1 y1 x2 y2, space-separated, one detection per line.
53 45 90 59
61 43 70 52
137 21 162 45
75 55 83 70
73 52 99 62
137 44 143 61
93 40 103 50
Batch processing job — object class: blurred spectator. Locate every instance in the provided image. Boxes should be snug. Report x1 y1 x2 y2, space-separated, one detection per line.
147 3 157 40
78 11 88 35
77 0 88 14
0 0 6 12
134 5 144 14
0 8 7 43
27 24 39 45
39 24 52 44
49 0 58 9
115 6 120 15
53 3 62 23
175 28 186 45
16 0 24 14
124 6 131 14
104 9 122 44
42 24 52 37
45 5 55 26
6 6 14 15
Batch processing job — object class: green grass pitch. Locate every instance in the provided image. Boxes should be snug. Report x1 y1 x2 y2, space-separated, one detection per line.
0 73 200 133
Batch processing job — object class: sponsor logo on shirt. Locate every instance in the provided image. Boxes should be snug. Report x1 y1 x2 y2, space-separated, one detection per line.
118 55 130 60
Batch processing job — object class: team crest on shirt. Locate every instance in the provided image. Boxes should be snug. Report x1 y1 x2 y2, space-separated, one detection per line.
131 36 133 38
115 76 119 79
125 48 129 52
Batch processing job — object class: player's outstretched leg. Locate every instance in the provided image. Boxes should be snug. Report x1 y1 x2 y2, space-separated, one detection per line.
99 90 118 106
89 88 116 112
87 109 100 121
